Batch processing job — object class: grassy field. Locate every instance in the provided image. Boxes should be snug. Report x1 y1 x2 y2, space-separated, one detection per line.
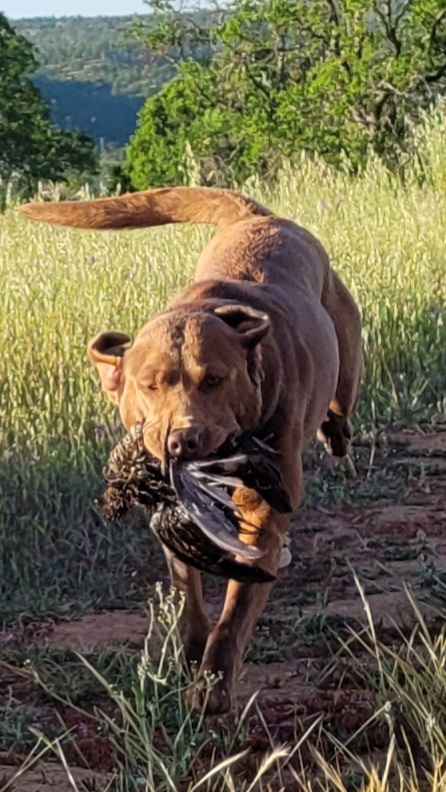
1 110 446 790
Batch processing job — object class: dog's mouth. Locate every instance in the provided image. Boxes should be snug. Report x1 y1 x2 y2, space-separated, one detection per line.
157 424 239 470
197 425 238 459
99 422 291 583
138 413 243 477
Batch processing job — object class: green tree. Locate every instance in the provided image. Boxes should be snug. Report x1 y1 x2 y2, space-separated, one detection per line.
0 13 97 195
124 0 446 188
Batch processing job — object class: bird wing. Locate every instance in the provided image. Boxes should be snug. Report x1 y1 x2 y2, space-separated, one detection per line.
170 463 263 561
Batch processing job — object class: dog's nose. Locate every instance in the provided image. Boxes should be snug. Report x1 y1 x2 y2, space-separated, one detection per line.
167 427 200 459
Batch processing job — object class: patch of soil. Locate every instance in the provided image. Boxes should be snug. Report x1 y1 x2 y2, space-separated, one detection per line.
40 609 150 652
0 760 110 792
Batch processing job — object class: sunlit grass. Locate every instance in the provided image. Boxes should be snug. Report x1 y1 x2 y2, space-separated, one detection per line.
2 109 446 618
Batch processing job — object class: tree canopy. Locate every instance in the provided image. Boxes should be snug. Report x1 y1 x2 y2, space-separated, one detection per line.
123 0 446 188
0 13 97 195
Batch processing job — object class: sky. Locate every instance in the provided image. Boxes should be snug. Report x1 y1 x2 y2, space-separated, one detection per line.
2 0 148 17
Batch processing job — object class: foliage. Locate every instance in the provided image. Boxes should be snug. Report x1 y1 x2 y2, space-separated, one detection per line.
124 0 446 187
125 61 223 188
0 13 97 196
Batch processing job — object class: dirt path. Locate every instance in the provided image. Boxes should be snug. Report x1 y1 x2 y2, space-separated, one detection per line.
2 428 446 788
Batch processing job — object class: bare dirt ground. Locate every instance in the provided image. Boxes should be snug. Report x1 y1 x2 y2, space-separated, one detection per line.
2 428 446 790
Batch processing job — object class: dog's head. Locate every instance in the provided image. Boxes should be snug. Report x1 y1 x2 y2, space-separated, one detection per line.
88 304 270 461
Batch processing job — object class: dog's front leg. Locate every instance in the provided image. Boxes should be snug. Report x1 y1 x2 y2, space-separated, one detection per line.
187 495 290 715
186 450 302 715
163 548 210 667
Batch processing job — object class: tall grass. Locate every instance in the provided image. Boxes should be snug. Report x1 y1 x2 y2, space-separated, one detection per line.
1 109 446 617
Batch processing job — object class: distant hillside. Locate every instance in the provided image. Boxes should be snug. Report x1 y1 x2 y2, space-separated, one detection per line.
13 16 175 147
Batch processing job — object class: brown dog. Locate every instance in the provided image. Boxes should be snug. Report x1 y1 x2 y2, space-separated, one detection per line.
19 187 362 714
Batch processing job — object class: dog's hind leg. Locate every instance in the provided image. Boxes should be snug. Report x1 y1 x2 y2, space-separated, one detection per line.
319 271 363 457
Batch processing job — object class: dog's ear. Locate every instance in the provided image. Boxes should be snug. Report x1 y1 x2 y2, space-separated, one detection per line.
87 331 131 403
213 304 270 347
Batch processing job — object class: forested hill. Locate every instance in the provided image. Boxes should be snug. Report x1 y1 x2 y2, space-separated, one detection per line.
12 16 174 147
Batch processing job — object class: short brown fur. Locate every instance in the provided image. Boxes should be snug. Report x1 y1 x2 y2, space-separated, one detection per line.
19 187 362 714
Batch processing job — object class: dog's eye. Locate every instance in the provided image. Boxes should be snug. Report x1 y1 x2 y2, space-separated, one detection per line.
201 374 223 392
146 383 159 391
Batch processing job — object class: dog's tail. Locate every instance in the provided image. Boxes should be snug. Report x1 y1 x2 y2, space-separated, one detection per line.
17 187 272 231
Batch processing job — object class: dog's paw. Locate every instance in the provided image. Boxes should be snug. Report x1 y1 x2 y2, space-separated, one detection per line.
185 672 234 715
317 412 352 458
183 632 208 669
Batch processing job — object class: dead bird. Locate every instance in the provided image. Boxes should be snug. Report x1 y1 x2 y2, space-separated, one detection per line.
99 423 292 583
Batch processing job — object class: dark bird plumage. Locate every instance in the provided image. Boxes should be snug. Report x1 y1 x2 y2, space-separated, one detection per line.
99 424 292 584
